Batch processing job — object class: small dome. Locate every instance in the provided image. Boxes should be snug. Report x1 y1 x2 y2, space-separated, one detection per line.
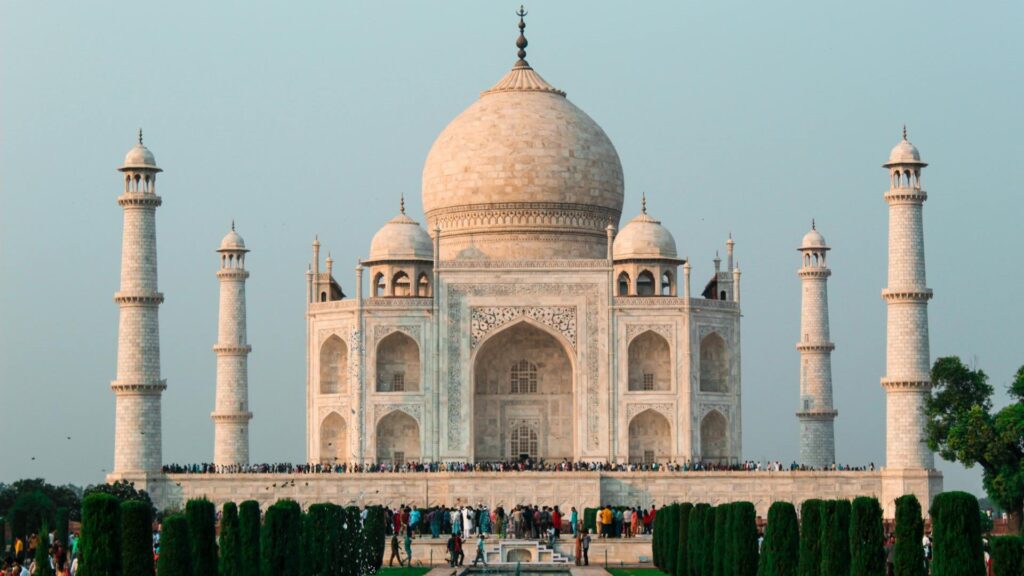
883 128 926 167
219 227 246 251
613 212 679 260
801 227 827 249
367 212 433 262
123 143 156 167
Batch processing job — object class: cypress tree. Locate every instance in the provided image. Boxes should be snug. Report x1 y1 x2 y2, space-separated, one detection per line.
731 502 759 576
929 491 985 576
343 506 363 575
820 500 851 576
688 504 709 576
893 495 925 576
238 501 261 576
261 500 301 576
703 506 717 576
849 497 885 576
798 499 824 576
156 514 191 576
363 506 386 573
55 508 70 549
654 506 665 571
758 501 799 576
35 520 54 576
185 499 217 576
0 518 6 556
990 536 1023 576
219 503 242 576
714 504 731 576
78 492 122 576
120 501 153 576
676 503 693 576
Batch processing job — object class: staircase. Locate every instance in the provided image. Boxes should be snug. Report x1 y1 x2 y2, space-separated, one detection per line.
481 539 572 564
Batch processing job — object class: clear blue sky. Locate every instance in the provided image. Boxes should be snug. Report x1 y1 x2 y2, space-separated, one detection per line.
2 1 1021 496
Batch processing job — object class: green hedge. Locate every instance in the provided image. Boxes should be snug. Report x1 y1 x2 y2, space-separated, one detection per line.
10 491 56 539
120 500 153 576
798 499 824 576
687 504 709 576
219 502 242 576
930 491 985 576
713 504 730 576
55 507 70 549
675 503 693 576
186 499 217 576
156 514 190 576
238 501 261 576
345 506 365 576
758 501 799 576
584 508 598 536
654 507 665 570
731 502 758 576
991 536 1024 576
363 505 386 573
35 520 54 576
894 495 925 576
702 506 716 576
78 492 122 576
820 500 851 576
261 500 301 576
849 497 884 576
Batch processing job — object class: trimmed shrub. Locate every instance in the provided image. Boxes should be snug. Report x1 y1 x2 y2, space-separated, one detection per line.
156 514 190 576
121 500 153 576
261 499 301 576
363 505 386 572
302 503 342 576
703 506 716 576
344 506 364 576
583 508 598 536
185 499 217 576
78 492 122 576
35 521 54 576
676 503 693 576
849 497 885 576
238 501 261 576
10 491 56 538
664 504 679 575
758 501 799 576
0 518 6 555
55 507 70 549
687 504 709 576
821 500 851 576
714 504 731 576
929 491 985 576
219 503 242 576
731 502 759 576
990 536 1024 576
894 495 925 576
654 506 665 570
798 499 824 576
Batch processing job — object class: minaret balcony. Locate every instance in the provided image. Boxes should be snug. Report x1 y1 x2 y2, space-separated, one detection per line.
110 379 167 394
881 288 932 302
212 344 252 355
211 412 253 422
117 193 163 208
796 408 838 420
883 189 928 204
795 342 835 352
880 378 931 391
114 291 164 305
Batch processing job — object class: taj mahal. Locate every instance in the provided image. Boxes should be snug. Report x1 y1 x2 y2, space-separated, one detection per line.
106 12 942 518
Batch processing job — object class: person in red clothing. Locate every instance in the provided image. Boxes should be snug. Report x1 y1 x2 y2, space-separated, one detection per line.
552 506 562 539
393 506 404 535
402 506 411 534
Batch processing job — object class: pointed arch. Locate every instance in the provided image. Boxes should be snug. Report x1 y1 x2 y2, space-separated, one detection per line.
373 272 385 297
628 331 671 391
636 270 655 296
376 332 420 392
319 412 347 464
700 332 729 392
617 272 631 296
392 271 412 297
375 410 420 465
417 273 431 297
319 335 348 394
700 410 729 463
661 270 674 296
628 409 671 464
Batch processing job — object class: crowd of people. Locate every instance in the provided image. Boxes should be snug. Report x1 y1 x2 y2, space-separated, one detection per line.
162 458 876 475
2 529 78 576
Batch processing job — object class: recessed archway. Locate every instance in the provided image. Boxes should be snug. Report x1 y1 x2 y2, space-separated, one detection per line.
319 412 347 465
700 410 728 464
376 332 420 392
473 321 574 462
375 410 420 465
319 336 348 395
628 331 670 391
628 409 671 464
699 333 728 392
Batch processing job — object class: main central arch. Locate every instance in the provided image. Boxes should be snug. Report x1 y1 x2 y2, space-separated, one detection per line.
472 321 575 462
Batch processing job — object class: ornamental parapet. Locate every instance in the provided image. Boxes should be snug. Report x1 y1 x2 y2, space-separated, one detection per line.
881 288 932 302
884 189 928 204
217 269 250 280
438 259 609 270
114 291 165 305
614 297 739 311
213 344 252 355
117 193 163 208
363 297 434 308
798 268 831 279
211 412 253 422
880 378 931 391
796 342 835 352
796 409 839 420
111 379 167 394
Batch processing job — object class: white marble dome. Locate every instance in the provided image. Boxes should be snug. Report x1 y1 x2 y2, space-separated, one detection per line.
885 129 926 166
421 61 624 260
219 228 246 251
614 212 679 260
367 212 433 262
122 141 158 169
801 227 827 249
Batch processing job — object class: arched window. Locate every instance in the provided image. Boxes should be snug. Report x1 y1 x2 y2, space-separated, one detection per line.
700 410 728 463
719 290 727 300
636 270 655 296
628 331 671 391
392 271 411 297
617 272 630 296
510 425 538 458
700 333 729 392
661 271 673 296
417 273 430 297
376 332 420 392
510 360 538 394
320 292 327 302
319 412 347 464
319 336 348 394
373 273 385 297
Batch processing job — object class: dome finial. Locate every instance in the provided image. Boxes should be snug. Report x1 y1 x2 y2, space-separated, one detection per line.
231 219 235 231
400 193 406 214
812 218 816 230
515 5 529 64
641 192 647 214
138 128 143 145
902 124 908 141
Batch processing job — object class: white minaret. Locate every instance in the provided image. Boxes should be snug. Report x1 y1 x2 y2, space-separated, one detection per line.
796 221 837 468
882 127 934 470
111 130 166 477
212 223 253 467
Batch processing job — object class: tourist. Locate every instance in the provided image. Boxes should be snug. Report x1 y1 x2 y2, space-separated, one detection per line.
623 507 632 538
631 507 640 536
446 535 456 567
453 533 465 566
552 506 562 539
581 530 591 566
472 534 487 566
388 532 403 567
409 507 421 533
600 505 613 538
570 507 578 536
12 558 29 576
404 528 413 565
451 507 462 537
614 507 623 538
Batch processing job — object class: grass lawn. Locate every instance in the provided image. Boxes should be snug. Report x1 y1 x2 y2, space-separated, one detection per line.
374 568 432 576
606 569 663 576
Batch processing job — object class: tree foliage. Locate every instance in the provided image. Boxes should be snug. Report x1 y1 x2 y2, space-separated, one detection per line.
893 495 926 576
798 499 824 576
186 499 217 576
219 502 242 576
702 506 717 576
238 501 261 576
9 491 55 539
35 520 54 576
687 504 709 576
675 503 692 576
713 504 730 576
758 501 799 576
0 479 81 523
363 505 386 573
990 536 1024 576
55 507 70 549
343 506 364 576
156 514 191 576
731 502 759 576
849 497 885 576
120 500 153 576
78 492 122 576
930 491 986 576
925 357 1024 531
261 500 301 576
821 500 851 576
